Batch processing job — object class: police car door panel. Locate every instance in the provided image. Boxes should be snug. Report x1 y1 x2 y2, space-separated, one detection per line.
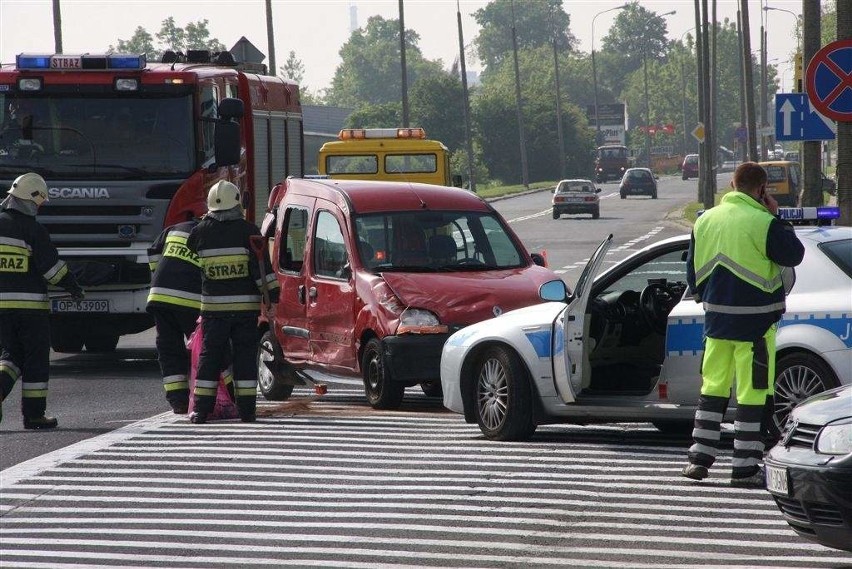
274 197 314 363
660 298 705 404
307 202 357 370
553 235 613 403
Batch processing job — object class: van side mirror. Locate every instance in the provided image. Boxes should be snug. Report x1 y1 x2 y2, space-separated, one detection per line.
530 252 547 267
451 174 463 188
595 187 601 193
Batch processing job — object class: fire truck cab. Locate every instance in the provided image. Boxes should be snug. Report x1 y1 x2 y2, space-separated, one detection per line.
0 50 304 352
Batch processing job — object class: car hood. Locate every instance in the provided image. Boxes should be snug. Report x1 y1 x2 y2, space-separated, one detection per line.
790 385 852 426
381 268 555 326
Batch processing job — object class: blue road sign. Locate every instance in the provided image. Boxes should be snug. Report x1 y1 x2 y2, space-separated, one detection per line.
775 93 836 141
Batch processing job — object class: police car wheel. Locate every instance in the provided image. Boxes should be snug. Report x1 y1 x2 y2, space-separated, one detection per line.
256 330 294 401
474 346 536 441
772 352 839 436
362 338 404 410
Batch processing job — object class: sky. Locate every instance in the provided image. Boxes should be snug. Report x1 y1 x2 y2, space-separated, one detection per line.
1 0 804 93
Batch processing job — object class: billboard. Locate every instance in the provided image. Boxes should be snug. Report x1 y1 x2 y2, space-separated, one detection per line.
587 103 626 145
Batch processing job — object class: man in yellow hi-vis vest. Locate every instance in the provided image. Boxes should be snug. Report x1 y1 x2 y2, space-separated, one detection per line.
682 162 804 487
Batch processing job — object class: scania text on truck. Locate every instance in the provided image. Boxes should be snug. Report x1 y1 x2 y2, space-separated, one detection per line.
318 127 461 187
0 50 304 352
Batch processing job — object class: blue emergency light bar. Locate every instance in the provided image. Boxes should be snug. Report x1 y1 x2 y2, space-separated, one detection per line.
696 206 840 223
15 53 146 71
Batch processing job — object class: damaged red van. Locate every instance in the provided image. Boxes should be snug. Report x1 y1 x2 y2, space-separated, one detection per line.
256 177 559 409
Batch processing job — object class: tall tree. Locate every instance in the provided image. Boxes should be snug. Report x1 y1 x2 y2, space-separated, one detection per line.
836 0 852 226
599 2 672 98
326 15 443 109
112 19 224 60
280 51 305 83
473 0 576 74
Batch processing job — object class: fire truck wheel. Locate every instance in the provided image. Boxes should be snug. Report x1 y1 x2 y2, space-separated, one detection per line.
257 330 295 401
362 338 404 410
84 331 119 353
50 325 84 353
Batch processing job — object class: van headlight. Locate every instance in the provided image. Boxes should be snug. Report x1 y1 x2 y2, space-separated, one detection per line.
397 308 448 334
816 419 852 455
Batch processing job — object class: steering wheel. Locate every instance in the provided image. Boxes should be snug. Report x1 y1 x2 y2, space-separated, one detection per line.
640 282 673 334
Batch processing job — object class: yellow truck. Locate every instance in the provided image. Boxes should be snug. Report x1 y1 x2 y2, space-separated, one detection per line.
318 127 461 187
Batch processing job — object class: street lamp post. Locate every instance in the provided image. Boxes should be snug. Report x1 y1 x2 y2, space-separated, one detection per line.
679 28 695 155
591 3 628 146
642 10 676 169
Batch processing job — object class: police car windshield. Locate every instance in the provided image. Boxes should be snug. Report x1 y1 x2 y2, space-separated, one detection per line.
0 94 194 179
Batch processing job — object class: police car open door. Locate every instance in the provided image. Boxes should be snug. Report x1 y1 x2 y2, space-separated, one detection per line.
552 234 613 403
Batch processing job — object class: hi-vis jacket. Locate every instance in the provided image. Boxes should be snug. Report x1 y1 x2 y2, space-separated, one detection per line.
686 191 804 341
0 209 79 311
187 216 278 316
146 220 202 312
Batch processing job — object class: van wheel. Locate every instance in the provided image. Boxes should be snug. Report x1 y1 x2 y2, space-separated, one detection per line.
362 338 404 409
474 346 536 441
771 352 839 437
257 330 294 401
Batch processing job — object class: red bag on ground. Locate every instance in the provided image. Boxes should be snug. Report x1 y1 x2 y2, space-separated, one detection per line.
186 318 239 420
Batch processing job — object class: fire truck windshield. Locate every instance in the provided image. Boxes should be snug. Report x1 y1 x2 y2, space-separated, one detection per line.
0 94 194 179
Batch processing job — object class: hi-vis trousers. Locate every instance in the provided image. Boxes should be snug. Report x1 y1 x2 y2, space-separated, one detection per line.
688 324 777 479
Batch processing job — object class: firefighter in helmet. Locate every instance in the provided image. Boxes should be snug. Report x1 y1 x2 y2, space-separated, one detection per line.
0 173 84 428
146 212 205 415
186 181 278 423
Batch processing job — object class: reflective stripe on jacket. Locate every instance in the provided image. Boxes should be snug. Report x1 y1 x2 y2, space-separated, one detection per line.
0 209 69 311
689 191 789 340
146 220 202 312
187 216 279 316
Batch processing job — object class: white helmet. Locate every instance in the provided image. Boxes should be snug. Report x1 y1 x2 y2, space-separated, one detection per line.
8 172 48 206
207 180 240 211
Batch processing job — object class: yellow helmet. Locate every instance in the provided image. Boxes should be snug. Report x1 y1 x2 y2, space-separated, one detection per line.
8 172 48 206
206 180 240 211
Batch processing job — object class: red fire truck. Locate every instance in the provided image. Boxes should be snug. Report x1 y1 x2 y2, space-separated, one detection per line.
0 51 304 352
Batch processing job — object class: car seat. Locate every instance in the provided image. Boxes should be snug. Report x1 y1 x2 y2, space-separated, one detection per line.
428 234 457 265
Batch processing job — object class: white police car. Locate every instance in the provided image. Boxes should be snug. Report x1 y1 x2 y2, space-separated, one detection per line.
440 207 852 440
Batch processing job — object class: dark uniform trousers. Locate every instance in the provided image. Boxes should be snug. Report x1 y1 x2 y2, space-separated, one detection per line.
0 312 50 418
149 307 198 409
194 315 258 416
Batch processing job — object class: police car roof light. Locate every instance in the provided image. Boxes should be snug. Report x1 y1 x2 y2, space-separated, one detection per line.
777 206 841 221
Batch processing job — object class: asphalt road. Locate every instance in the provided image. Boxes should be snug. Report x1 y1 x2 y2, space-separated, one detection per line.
0 175 698 470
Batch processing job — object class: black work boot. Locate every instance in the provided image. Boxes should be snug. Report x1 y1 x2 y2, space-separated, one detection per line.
170 400 189 415
189 411 207 424
23 415 58 430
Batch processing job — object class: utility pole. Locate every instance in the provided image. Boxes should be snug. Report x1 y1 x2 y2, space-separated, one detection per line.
741 0 758 161
701 0 714 208
760 3 768 160
695 0 706 203
399 0 410 127
265 0 276 76
801 1 821 207
52 0 63 53
456 1 476 193
551 8 567 180
510 0 529 190
737 10 747 162
837 0 852 226
709 0 718 204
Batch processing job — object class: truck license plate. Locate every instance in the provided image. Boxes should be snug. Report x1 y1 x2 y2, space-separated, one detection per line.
765 465 789 495
51 299 110 313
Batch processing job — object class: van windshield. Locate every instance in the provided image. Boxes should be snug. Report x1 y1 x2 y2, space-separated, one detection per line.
354 211 525 272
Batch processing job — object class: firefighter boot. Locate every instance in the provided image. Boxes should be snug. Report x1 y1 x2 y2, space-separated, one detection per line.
23 415 58 430
189 411 207 424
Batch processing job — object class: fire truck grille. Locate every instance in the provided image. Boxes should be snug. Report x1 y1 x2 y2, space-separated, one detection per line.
38 206 143 216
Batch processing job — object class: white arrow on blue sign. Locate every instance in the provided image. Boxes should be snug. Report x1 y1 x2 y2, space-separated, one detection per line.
775 93 836 141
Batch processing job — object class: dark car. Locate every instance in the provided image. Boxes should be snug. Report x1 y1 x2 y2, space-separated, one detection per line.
681 153 699 180
765 384 852 553
619 167 657 199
